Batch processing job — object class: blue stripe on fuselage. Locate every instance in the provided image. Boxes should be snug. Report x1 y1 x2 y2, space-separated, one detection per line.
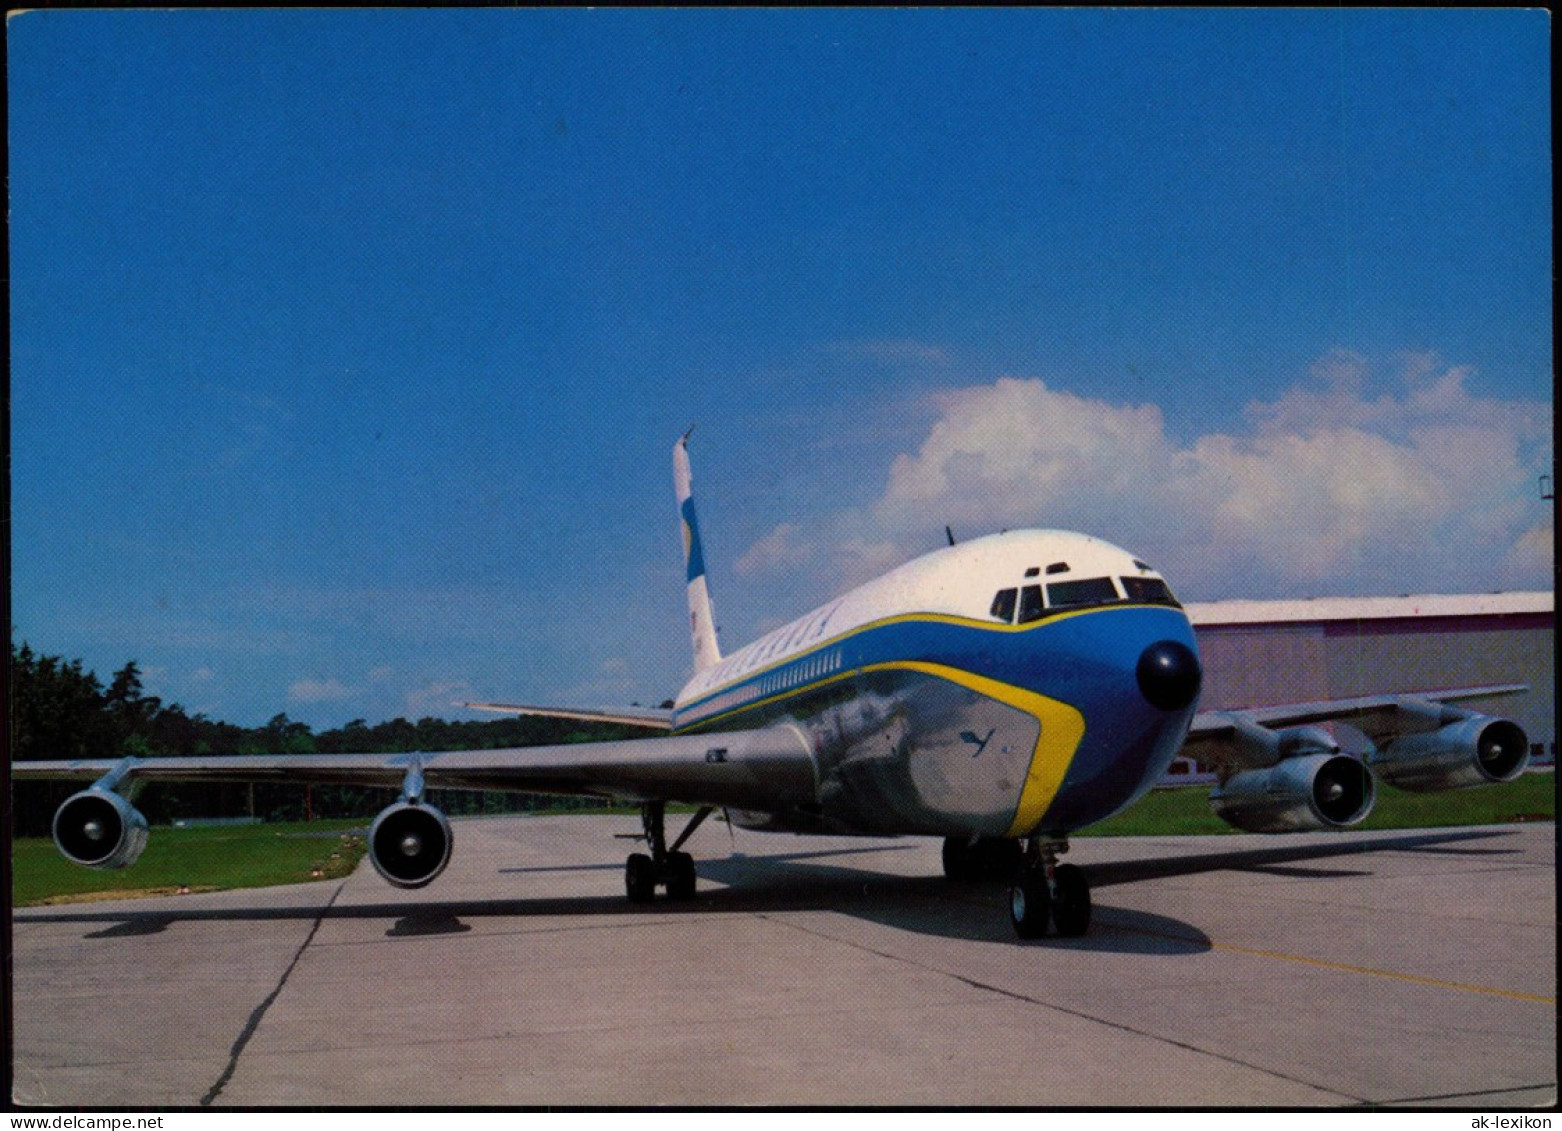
673 604 1198 831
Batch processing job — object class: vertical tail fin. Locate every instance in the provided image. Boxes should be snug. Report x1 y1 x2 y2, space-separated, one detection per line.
674 431 722 673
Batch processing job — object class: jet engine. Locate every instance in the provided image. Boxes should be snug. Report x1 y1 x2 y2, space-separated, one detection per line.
53 788 150 869
1369 715 1530 793
1210 753 1375 833
368 801 453 888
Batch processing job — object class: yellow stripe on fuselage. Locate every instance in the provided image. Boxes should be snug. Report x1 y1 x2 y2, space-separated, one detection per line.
678 603 1156 720
859 660 1087 838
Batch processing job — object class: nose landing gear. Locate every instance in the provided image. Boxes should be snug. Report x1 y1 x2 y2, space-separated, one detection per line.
624 801 710 903
942 834 1024 881
1010 836 1091 939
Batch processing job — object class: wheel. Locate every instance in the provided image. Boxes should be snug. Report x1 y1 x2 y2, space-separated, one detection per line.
942 836 978 882
1009 869 1051 939
625 852 657 903
666 851 697 901
1051 863 1091 937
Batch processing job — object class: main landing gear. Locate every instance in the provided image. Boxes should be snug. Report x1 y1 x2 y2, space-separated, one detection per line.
943 833 1093 938
624 801 712 904
1009 836 1091 939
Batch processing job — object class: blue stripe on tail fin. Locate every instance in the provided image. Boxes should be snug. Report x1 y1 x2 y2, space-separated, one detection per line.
674 432 722 672
681 496 707 583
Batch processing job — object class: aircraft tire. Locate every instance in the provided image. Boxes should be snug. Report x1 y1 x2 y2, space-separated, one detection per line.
666 851 697 901
1009 870 1052 939
942 836 978 882
626 852 657 903
1051 863 1091 937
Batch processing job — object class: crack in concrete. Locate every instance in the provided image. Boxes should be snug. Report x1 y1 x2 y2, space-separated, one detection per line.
1364 1081 1557 1107
200 881 345 1107
757 910 1364 1104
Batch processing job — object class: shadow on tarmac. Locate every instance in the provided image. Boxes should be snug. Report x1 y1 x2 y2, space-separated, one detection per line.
495 842 914 876
1082 826 1515 890
18 827 1517 956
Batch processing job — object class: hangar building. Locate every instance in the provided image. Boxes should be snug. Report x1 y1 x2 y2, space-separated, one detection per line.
1165 591 1555 781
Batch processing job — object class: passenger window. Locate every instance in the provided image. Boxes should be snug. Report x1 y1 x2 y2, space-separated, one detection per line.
1046 577 1120 609
990 588 1017 622
1017 585 1045 623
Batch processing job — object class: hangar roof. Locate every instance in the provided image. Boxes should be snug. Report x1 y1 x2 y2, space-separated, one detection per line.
1186 591 1554 628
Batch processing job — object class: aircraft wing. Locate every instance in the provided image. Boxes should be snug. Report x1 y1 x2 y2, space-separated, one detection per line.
12 725 815 811
460 701 675 731
1181 683 1530 774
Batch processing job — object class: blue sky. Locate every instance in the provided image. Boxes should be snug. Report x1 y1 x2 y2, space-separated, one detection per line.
10 9 1552 728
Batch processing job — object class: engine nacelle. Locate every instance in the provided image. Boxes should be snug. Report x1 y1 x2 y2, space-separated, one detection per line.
1210 753 1375 833
1369 716 1530 793
369 802 453 888
53 789 150 869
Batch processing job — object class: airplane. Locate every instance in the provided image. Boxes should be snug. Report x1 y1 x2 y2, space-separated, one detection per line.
14 434 1533 939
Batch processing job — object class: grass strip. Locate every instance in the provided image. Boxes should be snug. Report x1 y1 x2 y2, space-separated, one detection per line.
1079 769 1554 837
12 818 366 907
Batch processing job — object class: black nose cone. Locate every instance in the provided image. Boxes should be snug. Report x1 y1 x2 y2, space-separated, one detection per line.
1137 640 1202 711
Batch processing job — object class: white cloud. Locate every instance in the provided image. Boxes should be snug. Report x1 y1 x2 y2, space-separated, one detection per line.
1183 425 1451 584
876 377 1170 529
288 677 355 704
1502 522 1556 584
734 522 815 576
1249 351 1548 446
832 535 906 586
735 354 1553 604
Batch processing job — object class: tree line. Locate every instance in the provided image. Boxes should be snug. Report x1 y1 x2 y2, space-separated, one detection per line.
9 639 659 837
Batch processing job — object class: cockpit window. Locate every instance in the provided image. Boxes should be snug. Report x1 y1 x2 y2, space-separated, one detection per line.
1120 576 1180 606
1017 584 1046 623
1046 576 1120 609
990 588 1017 622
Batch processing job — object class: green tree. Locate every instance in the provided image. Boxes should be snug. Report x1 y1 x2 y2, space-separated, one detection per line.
262 713 316 755
106 660 163 752
10 639 116 761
